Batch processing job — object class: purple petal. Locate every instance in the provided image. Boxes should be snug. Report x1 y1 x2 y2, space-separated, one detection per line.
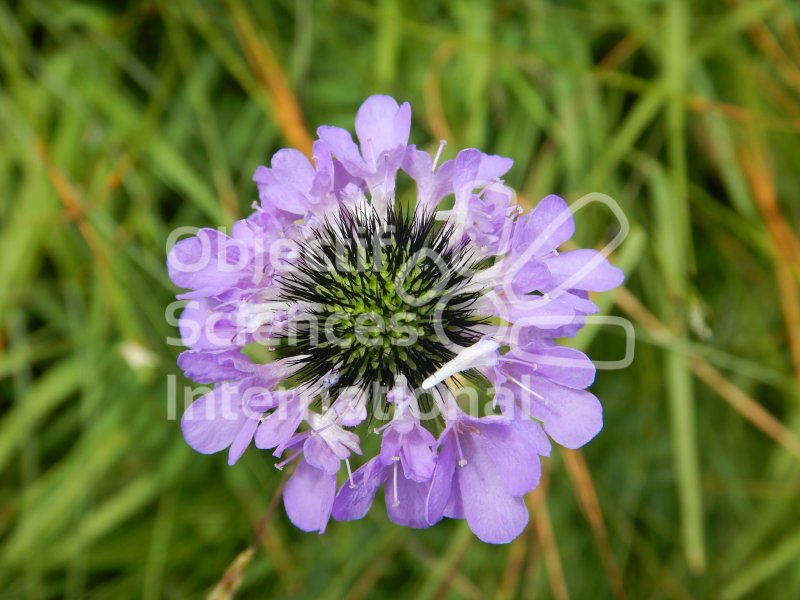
284 459 337 533
400 426 436 482
425 430 456 525
385 470 431 528
457 430 530 544
332 457 387 521
515 195 575 256
316 126 365 176
510 260 553 295
167 229 248 298
379 427 403 466
269 149 315 188
176 299 240 351
545 249 624 292
260 183 309 216
468 418 548 496
402 147 454 210
355 95 411 161
524 379 604 449
333 389 367 426
254 393 304 451
506 346 595 390
177 349 253 384
489 293 576 330
444 485 465 519
303 435 342 475
535 346 595 389
452 149 512 204
227 417 258 465
181 384 245 454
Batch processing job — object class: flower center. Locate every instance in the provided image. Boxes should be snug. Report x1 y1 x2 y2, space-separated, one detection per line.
276 207 487 394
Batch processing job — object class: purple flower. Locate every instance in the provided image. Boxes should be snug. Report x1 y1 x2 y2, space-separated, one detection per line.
401 144 454 211
167 95 624 542
181 361 290 465
317 95 411 214
425 403 551 544
490 343 603 449
332 378 437 528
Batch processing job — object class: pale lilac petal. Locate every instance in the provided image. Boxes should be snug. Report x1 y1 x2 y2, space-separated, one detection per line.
332 457 387 521
452 149 482 199
425 431 456 525
545 249 624 292
516 195 575 255
269 149 315 189
489 294 576 330
379 427 403 466
559 291 600 315
477 154 514 181
254 393 303 450
443 485 465 519
400 427 436 482
167 229 248 298
457 432 529 544
468 418 547 496
177 299 238 351
181 385 244 454
284 459 337 533
227 417 258 465
524 379 603 449
303 435 341 475
177 349 252 383
355 95 410 159
510 260 552 295
261 183 309 216
385 471 431 528
333 389 367 426
452 149 513 202
402 147 454 210
535 346 595 389
506 346 596 390
317 126 365 175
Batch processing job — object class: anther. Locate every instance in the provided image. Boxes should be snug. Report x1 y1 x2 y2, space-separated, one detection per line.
275 449 302 471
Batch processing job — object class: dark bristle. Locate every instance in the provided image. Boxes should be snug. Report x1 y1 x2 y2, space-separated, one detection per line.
274 205 487 404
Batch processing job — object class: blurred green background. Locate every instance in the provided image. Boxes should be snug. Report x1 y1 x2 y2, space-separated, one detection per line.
2 0 800 598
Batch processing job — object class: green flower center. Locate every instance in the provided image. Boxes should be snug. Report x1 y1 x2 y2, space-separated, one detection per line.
276 207 486 393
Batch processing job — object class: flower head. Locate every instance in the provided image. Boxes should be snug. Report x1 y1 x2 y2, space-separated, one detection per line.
168 95 623 542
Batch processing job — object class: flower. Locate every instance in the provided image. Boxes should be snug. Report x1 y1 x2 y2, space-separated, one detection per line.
332 377 436 528
426 395 551 544
168 95 623 542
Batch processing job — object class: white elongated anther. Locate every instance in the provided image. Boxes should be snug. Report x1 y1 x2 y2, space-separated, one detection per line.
421 338 500 390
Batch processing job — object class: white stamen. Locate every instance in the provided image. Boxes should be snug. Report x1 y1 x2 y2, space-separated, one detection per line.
345 458 356 488
392 461 400 507
432 140 447 170
275 449 302 471
506 374 547 403
454 428 468 467
422 339 500 390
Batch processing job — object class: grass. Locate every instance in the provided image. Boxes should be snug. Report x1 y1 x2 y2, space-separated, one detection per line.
2 0 800 597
